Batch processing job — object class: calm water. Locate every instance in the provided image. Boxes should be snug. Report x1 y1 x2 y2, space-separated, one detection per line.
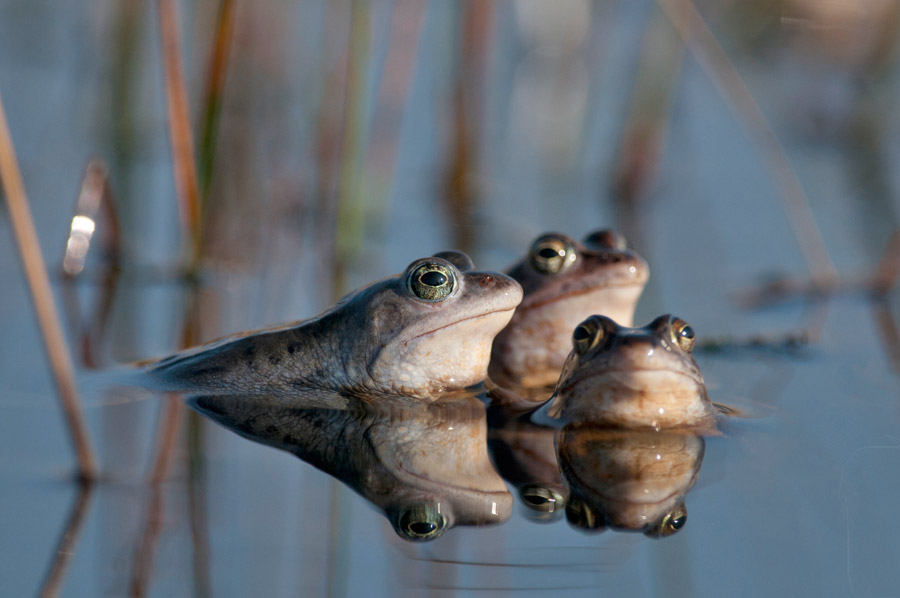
2 1 900 596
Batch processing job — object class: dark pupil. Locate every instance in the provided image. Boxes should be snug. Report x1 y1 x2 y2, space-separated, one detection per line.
538 246 561 259
670 515 686 530
420 270 447 287
526 494 549 506
573 326 591 342
680 326 695 340
409 521 437 535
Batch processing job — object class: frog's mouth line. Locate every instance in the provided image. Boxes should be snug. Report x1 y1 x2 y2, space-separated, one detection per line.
559 368 704 395
519 279 646 312
404 307 517 343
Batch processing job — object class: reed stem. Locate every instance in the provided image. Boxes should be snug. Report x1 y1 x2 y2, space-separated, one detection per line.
0 91 98 481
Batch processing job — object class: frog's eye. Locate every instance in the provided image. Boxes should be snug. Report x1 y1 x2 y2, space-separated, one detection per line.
647 507 687 538
396 504 447 542
669 318 696 352
408 262 456 302
520 485 565 513
572 317 603 355
529 234 576 274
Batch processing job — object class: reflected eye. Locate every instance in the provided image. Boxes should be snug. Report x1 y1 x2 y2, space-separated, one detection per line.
654 507 687 537
572 318 602 354
670 318 695 352
520 485 565 513
397 504 447 542
408 263 456 301
565 498 605 532
529 234 576 274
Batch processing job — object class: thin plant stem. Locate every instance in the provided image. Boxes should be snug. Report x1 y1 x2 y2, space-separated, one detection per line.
656 0 838 290
197 0 235 211
0 90 98 481
158 0 202 265
333 0 371 300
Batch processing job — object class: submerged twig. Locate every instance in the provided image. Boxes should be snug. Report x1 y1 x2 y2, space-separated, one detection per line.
158 0 202 264
656 0 838 290
0 91 98 480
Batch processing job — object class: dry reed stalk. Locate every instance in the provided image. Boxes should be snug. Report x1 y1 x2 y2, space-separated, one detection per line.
656 0 838 290
0 91 98 480
158 0 202 264
443 2 491 254
39 482 95 598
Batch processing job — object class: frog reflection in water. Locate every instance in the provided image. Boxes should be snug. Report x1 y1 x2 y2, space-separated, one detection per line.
486 231 648 516
488 230 649 395
491 314 717 526
149 251 523 401
558 428 702 537
192 392 511 541
144 251 521 541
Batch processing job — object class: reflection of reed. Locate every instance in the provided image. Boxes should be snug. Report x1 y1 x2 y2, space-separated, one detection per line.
0 91 98 480
60 160 122 370
39 482 95 598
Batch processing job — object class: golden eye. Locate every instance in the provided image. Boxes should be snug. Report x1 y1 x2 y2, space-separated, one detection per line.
396 504 447 541
520 485 565 513
655 507 687 537
529 234 576 274
572 317 603 354
408 262 456 301
670 318 696 352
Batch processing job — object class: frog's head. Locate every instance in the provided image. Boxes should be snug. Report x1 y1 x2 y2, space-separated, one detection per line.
342 251 523 399
490 230 648 390
541 314 715 430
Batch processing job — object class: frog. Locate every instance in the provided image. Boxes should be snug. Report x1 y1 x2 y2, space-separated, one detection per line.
488 230 649 395
147 250 523 401
558 427 703 537
539 314 718 431
190 391 512 541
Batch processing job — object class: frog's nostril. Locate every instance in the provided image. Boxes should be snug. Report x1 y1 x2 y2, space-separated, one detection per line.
480 275 494 286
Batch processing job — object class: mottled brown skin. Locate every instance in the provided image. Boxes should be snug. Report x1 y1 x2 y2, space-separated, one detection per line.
558 428 702 537
148 252 523 401
541 314 718 431
489 230 649 394
191 391 512 541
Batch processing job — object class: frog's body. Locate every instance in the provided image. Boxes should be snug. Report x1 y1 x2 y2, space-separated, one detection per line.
489 230 648 393
541 314 717 431
149 251 523 401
